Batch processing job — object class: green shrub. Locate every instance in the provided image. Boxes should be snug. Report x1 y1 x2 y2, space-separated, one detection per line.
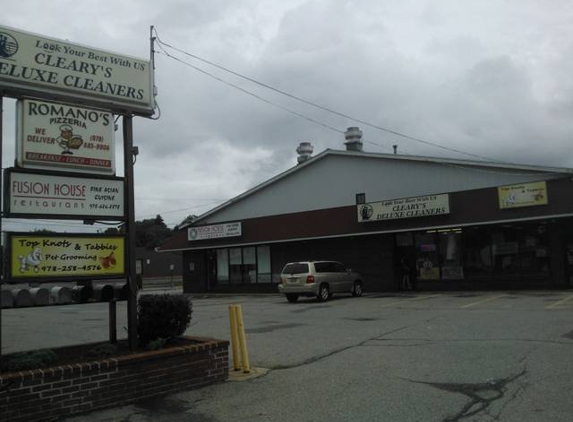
137 294 193 346
8 349 58 371
88 343 118 358
145 337 167 351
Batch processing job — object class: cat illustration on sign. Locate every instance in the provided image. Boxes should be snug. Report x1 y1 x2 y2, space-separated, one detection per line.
99 252 117 269
18 247 43 273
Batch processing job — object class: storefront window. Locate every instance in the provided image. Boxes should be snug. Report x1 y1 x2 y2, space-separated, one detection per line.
243 247 257 283
215 245 273 284
415 232 440 280
397 222 551 284
257 246 271 283
229 248 243 283
519 223 550 279
492 227 521 279
440 230 464 280
463 227 492 280
217 249 229 283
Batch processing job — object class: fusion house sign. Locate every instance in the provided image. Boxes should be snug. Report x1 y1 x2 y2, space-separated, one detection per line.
358 194 450 223
6 169 124 219
0 24 155 116
16 99 115 174
188 222 242 241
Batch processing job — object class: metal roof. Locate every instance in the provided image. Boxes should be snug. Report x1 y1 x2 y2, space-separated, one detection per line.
183 149 572 228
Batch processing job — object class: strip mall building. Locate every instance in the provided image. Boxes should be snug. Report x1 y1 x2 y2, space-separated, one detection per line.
159 128 573 293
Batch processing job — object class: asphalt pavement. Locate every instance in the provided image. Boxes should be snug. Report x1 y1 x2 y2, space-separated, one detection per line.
2 290 573 421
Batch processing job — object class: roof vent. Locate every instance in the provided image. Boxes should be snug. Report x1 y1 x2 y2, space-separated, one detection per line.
296 141 314 164
344 127 363 152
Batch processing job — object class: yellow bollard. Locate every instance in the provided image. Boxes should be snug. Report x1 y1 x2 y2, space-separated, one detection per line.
228 305 241 371
235 305 251 374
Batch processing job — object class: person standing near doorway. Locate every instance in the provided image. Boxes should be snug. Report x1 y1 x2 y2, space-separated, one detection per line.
400 251 418 291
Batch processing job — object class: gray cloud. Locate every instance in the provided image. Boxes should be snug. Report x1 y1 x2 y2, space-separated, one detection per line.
2 0 573 229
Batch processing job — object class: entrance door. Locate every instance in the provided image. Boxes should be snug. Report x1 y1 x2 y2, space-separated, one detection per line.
206 250 217 291
415 232 440 281
564 240 573 288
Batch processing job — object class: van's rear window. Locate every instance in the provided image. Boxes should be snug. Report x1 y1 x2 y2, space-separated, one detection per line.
282 263 309 274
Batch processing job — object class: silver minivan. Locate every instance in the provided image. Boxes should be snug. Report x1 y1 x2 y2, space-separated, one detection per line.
277 261 363 303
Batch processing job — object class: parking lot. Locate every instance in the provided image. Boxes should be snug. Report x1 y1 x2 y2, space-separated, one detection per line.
3 290 573 421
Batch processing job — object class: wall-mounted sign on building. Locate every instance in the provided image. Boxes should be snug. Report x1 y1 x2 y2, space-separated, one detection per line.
358 194 450 223
8 234 125 281
16 99 115 174
0 24 154 116
498 181 548 209
5 169 124 219
188 222 242 241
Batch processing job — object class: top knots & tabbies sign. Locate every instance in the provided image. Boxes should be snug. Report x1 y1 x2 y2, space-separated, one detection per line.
498 181 548 209
0 25 155 116
358 194 450 223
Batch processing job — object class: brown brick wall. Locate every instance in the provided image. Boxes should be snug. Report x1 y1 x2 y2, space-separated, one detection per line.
0 337 229 422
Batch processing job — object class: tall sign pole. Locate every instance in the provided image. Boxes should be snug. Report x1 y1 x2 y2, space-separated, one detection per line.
123 115 138 350
0 93 3 356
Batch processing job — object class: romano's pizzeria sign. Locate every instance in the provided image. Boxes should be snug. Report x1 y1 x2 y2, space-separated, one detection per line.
358 194 450 223
16 99 115 174
0 24 154 116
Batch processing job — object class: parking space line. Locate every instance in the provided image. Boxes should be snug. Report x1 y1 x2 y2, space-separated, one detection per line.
546 294 573 309
379 294 442 308
460 294 506 309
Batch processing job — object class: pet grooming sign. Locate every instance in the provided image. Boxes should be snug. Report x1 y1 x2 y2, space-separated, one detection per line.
9 234 125 281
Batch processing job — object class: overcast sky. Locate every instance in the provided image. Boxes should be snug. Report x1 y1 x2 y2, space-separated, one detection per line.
2 0 573 231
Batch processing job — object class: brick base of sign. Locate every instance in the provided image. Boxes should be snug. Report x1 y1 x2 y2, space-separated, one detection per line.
0 337 229 422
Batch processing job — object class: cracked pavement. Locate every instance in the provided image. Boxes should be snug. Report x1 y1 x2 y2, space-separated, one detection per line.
4 291 573 421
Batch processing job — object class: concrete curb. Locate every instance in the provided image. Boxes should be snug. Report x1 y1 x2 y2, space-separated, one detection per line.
227 367 269 382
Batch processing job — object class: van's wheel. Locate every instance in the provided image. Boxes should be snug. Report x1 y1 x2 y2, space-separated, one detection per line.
317 284 330 302
352 281 363 297
286 294 299 303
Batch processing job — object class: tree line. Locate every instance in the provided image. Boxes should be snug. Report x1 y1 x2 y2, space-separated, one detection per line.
102 214 196 249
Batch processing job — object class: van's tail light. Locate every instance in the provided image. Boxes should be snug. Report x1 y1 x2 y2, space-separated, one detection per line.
306 275 315 284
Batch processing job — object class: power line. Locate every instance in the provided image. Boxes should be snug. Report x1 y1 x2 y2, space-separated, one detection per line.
154 48 344 136
135 200 226 219
153 29 503 163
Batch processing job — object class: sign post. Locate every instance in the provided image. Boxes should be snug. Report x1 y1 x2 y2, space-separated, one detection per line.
0 25 156 353
1 94 3 356
123 115 138 350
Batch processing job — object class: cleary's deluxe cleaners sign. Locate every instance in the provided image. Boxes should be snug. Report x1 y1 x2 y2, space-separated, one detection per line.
0 25 154 116
358 194 450 222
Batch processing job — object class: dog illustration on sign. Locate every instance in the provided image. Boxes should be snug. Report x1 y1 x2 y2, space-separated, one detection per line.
18 247 43 273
